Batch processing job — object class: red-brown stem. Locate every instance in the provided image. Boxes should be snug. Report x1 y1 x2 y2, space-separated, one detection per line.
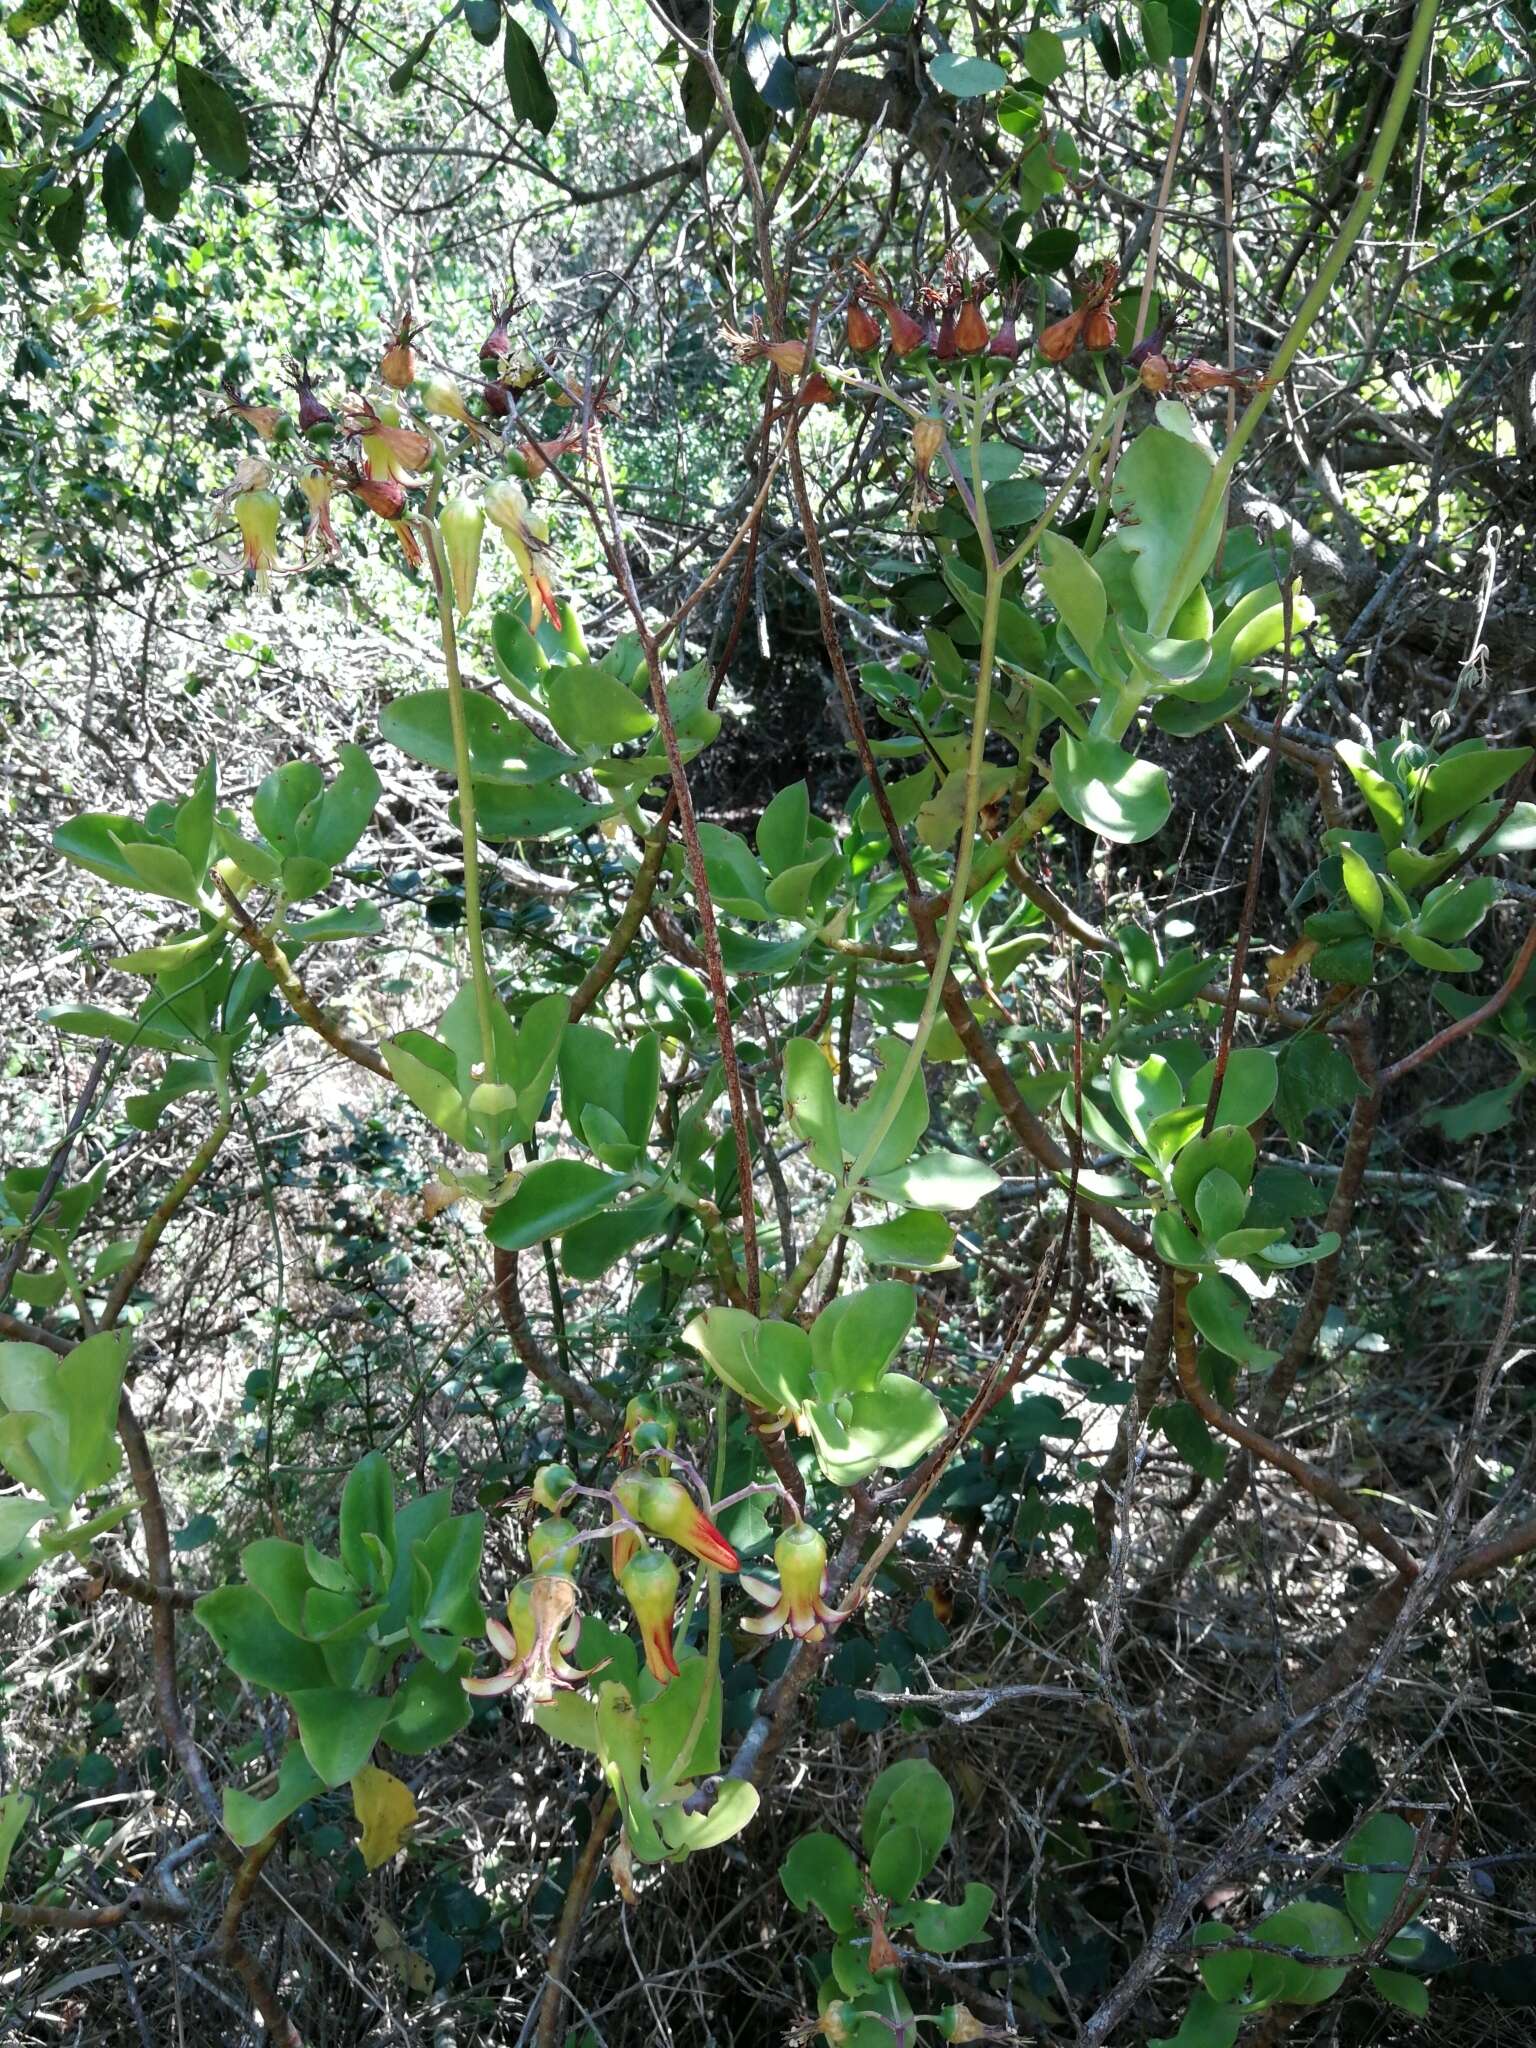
535 1794 619 2048
1380 921 1536 1085
588 438 762 1313
1170 1275 1417 1578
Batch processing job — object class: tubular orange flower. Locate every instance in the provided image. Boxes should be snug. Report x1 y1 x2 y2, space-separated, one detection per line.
217 379 283 442
380 306 423 390
721 317 808 379
349 474 409 522
620 1549 681 1683
887 303 927 356
484 476 559 631
846 301 881 353
612 1472 738 1572
345 397 433 482
463 1573 600 1704
739 1523 850 1642
1082 303 1117 352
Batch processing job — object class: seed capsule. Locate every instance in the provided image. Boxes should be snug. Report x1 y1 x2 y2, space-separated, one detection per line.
954 294 989 354
911 415 947 471
887 304 927 356
846 300 881 353
1082 304 1117 352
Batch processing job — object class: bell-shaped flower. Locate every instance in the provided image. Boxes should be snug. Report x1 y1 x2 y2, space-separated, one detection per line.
233 485 281 590
612 1472 738 1572
739 1523 849 1643
463 1573 598 1705
483 477 559 631
620 1548 681 1684
439 492 484 615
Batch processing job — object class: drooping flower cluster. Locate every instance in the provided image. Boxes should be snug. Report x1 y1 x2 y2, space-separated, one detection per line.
461 1395 851 1711
208 292 594 619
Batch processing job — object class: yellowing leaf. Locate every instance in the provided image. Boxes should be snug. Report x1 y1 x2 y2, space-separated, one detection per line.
352 1764 417 1871
1267 935 1316 1004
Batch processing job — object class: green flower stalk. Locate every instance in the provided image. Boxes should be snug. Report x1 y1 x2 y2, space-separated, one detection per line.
620 1548 681 1683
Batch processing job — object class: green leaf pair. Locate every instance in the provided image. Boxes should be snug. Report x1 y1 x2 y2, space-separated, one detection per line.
683 1283 947 1487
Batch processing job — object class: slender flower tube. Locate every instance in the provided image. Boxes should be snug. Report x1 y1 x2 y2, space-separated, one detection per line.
739 1523 850 1642
299 469 339 556
439 492 484 616
483 476 559 631
620 1549 681 1683
612 1472 738 1572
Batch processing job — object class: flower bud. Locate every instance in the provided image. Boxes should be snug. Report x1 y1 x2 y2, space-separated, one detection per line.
988 312 1020 362
288 362 333 436
887 304 926 356
630 1421 672 1459
421 372 473 426
624 1392 678 1451
765 337 807 378
911 415 946 471
532 1462 578 1513
1082 304 1117 352
234 488 281 586
846 301 881 353
620 1549 681 1683
954 294 989 355
935 303 958 360
529 1516 582 1577
481 299 514 366
439 492 484 616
